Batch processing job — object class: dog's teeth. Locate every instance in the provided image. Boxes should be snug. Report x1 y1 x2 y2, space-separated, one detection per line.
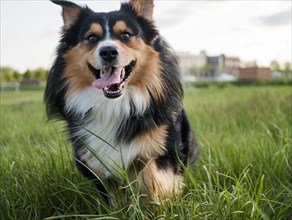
121 68 125 79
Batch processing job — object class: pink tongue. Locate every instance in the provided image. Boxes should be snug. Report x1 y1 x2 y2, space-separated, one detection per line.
92 67 123 89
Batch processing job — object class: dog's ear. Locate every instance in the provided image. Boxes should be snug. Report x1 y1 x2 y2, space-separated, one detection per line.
129 0 154 20
51 0 82 29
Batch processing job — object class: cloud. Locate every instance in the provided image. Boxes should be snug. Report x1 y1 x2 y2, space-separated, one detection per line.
154 1 230 28
257 9 291 26
154 2 196 27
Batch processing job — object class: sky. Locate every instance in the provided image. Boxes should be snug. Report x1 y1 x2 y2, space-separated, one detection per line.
1 0 291 72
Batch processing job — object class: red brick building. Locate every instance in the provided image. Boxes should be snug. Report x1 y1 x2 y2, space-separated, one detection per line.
225 57 240 77
239 67 271 80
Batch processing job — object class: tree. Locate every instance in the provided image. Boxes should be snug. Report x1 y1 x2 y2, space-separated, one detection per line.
13 70 21 81
0 67 14 82
284 62 291 72
270 60 280 71
23 69 34 79
189 66 198 76
284 62 292 79
34 68 47 80
202 63 211 77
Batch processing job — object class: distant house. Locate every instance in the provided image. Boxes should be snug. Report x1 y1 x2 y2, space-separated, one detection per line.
176 51 207 76
176 51 240 80
208 55 240 77
208 55 225 77
239 67 271 80
225 57 241 77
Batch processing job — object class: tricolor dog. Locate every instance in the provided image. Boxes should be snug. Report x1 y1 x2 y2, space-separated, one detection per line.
45 0 197 201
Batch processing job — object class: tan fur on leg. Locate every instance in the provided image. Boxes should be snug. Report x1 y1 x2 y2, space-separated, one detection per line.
138 159 184 200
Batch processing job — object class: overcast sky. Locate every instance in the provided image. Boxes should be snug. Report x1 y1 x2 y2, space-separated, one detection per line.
1 0 291 71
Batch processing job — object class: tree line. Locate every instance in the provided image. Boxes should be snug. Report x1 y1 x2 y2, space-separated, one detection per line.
0 67 48 83
270 60 292 73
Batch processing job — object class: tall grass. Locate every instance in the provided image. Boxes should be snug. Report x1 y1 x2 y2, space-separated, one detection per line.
0 86 291 219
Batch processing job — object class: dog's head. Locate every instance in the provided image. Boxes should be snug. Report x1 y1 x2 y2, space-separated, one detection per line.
52 0 162 99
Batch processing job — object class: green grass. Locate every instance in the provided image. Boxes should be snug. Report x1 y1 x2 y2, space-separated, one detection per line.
1 86 291 219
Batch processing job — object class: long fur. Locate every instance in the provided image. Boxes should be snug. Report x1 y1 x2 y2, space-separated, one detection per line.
45 0 197 200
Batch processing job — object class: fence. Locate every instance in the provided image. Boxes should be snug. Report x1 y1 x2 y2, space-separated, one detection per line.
0 83 20 92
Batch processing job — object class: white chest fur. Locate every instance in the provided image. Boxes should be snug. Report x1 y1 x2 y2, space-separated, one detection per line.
65 86 148 178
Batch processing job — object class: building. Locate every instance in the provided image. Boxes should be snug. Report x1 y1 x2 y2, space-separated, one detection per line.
176 51 207 76
208 55 225 77
225 57 240 77
177 51 240 80
239 67 271 80
208 55 240 77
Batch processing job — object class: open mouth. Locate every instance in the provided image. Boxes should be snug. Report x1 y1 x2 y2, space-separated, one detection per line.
88 60 136 98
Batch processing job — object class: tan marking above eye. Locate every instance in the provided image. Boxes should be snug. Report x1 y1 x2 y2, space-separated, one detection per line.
84 23 103 39
113 21 133 35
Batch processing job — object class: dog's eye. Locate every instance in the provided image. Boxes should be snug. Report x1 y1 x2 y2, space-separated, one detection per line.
86 34 99 44
120 32 132 41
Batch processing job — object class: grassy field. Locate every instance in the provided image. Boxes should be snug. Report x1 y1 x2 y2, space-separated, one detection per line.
0 85 291 219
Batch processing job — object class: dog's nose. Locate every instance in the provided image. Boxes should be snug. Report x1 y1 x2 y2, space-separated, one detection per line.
99 46 119 63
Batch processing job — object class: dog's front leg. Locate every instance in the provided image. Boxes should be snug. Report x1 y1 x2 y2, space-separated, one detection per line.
137 159 184 200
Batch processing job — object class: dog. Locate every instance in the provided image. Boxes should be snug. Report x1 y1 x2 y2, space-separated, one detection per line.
45 0 197 201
